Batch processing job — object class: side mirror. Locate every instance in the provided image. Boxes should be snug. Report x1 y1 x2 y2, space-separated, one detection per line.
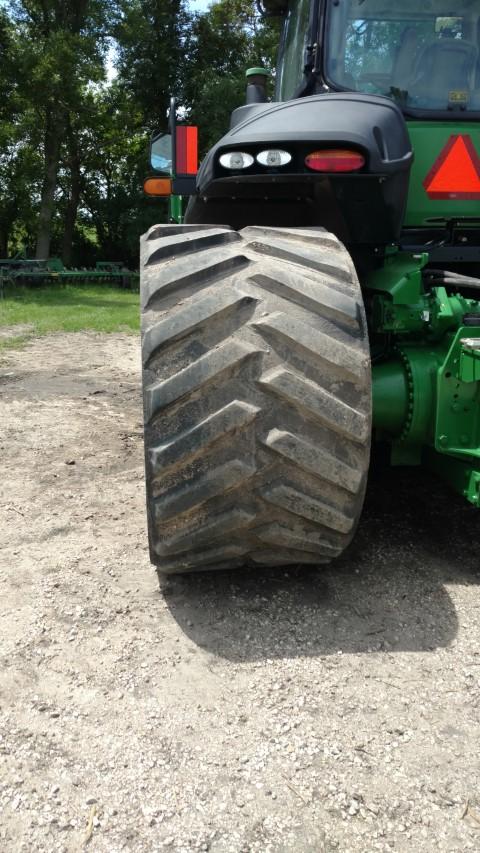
146 97 199 200
149 126 198 179
150 132 173 174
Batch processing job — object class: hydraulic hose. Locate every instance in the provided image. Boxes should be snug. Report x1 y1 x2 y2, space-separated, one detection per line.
424 270 480 291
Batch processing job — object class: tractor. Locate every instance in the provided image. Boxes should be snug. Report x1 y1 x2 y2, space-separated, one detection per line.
141 0 480 574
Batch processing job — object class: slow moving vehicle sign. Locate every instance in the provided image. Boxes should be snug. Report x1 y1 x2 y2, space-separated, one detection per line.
423 134 480 200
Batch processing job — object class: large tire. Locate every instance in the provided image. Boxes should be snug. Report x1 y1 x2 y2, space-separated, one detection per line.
141 225 371 573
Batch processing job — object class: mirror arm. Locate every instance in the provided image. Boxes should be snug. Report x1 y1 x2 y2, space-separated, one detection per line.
169 96 177 176
172 177 196 195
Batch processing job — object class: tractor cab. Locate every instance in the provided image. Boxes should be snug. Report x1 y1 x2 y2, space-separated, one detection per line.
276 0 480 115
274 0 480 242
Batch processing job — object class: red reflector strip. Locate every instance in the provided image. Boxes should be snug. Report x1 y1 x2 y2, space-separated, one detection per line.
423 134 480 200
176 126 198 175
305 149 365 173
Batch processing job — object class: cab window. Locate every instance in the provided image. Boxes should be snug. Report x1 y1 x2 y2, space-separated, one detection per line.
326 0 480 112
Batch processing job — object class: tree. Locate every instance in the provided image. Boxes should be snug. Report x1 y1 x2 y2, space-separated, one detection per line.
10 0 112 258
78 85 162 267
115 0 190 132
0 0 283 266
183 0 280 153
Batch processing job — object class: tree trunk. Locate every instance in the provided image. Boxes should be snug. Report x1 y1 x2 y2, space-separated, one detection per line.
0 227 9 259
36 109 63 260
61 123 82 267
0 201 18 258
61 176 81 267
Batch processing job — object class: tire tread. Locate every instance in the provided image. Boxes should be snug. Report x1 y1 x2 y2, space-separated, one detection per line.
141 224 371 572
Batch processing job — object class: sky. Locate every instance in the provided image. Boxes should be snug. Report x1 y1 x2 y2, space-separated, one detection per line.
189 0 212 10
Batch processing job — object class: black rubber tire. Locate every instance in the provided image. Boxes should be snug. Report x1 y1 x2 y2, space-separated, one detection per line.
140 224 371 573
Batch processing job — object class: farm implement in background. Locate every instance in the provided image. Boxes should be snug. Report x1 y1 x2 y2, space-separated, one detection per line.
0 254 138 292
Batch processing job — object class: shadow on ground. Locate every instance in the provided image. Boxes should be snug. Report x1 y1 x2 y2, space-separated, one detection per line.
160 461 480 661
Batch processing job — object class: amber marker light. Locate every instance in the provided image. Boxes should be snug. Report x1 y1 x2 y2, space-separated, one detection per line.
305 149 365 172
143 177 172 196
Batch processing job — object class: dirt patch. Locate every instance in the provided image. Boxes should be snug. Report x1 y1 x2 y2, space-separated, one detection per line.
1 331 479 852
0 323 35 340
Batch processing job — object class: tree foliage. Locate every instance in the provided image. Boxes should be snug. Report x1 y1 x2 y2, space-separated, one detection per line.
184 0 279 152
0 0 282 266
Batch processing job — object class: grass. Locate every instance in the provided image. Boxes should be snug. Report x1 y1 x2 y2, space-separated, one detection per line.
0 283 139 351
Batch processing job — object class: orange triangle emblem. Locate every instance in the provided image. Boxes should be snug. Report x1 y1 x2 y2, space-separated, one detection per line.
423 134 480 200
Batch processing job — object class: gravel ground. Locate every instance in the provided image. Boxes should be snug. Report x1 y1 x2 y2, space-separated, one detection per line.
1 331 480 853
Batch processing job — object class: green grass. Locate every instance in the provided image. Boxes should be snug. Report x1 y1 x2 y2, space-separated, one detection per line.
0 284 139 351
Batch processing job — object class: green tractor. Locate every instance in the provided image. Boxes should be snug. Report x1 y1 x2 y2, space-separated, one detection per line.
141 0 480 574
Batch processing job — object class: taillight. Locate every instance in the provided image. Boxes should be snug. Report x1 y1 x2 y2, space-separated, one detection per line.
305 149 365 172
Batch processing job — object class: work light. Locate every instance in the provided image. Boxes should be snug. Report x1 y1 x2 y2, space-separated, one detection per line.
219 152 254 169
256 149 291 167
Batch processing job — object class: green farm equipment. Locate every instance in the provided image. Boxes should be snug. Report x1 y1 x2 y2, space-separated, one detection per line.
0 255 137 289
141 0 480 573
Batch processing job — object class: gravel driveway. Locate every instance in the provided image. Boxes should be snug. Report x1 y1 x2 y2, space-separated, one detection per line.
1 332 479 853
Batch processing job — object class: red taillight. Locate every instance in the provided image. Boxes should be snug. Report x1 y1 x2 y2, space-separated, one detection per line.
305 149 365 172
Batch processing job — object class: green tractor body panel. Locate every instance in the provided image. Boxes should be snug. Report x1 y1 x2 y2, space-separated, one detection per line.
369 250 480 504
405 121 480 226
